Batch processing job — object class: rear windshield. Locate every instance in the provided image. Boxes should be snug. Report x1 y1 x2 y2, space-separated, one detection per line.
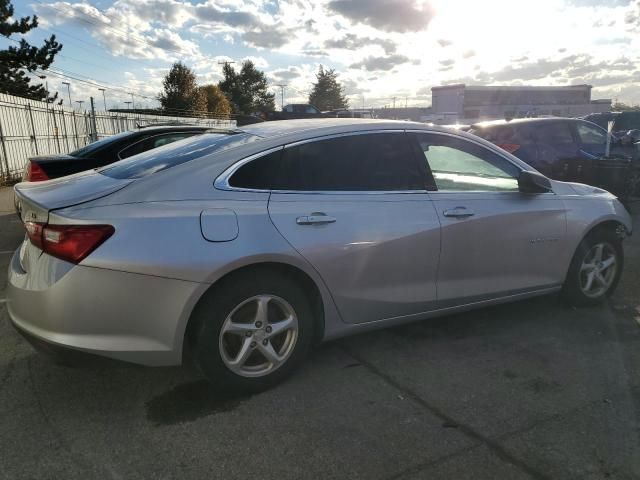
99 132 258 179
70 131 135 158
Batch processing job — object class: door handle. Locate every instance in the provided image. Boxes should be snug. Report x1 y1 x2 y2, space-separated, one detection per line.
296 212 337 225
443 207 475 218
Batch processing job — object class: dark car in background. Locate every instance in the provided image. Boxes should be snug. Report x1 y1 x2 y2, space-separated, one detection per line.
22 125 219 182
265 104 327 121
583 111 640 137
469 118 640 200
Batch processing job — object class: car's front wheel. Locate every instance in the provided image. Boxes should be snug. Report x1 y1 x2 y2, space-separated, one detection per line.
562 230 623 306
188 270 314 392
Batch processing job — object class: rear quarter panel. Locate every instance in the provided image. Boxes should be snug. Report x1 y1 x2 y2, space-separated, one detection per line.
51 195 344 349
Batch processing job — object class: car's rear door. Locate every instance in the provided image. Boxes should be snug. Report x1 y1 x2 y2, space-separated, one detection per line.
264 131 442 324
409 131 568 303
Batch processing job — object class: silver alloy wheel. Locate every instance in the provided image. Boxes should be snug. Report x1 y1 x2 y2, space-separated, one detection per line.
219 295 299 378
579 242 618 298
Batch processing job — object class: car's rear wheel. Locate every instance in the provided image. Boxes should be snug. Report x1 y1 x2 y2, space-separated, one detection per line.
562 230 623 306
188 270 314 392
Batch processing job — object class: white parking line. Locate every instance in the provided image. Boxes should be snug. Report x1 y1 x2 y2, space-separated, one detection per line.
0 299 6 304
0 251 14 255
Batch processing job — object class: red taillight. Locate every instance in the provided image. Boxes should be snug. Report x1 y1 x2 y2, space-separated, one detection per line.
24 222 114 263
496 143 521 154
26 161 49 182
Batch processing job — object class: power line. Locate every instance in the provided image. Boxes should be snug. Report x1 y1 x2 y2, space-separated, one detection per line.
33 0 196 59
4 26 159 90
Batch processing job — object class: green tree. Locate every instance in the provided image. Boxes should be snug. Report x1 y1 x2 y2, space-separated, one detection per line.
158 62 203 115
199 84 231 116
0 0 62 102
218 60 275 114
308 65 348 111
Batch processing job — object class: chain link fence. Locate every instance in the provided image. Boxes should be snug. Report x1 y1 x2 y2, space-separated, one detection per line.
0 93 236 181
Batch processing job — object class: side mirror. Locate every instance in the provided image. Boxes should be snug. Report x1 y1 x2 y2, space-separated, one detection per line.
627 129 640 142
518 170 552 194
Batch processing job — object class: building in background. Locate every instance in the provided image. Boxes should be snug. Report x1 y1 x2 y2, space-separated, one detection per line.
372 107 432 122
429 84 611 123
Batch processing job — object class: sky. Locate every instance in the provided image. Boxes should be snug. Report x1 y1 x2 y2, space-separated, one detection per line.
4 0 640 110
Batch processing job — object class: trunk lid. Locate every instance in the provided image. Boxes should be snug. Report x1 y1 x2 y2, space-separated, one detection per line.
14 170 133 224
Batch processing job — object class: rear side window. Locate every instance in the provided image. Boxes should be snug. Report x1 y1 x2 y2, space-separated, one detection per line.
100 133 258 179
532 122 574 144
229 133 425 191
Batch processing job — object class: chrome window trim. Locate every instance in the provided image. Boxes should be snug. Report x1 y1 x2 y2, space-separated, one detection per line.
406 129 557 196
215 129 429 195
283 129 405 149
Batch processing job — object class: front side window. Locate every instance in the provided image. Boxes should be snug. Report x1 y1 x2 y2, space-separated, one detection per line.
576 122 607 144
412 133 520 192
229 132 425 191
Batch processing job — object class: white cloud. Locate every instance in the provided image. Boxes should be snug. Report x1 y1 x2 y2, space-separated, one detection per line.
28 0 640 105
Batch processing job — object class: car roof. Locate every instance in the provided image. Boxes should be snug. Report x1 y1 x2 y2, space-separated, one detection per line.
238 118 440 138
470 117 588 129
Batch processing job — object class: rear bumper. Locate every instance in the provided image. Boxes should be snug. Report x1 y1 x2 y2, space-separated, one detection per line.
7 248 203 366
10 317 112 366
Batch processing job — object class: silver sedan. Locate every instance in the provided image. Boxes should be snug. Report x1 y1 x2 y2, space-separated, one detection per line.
8 119 633 391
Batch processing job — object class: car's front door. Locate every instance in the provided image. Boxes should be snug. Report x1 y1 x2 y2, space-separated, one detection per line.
266 132 442 324
409 132 568 304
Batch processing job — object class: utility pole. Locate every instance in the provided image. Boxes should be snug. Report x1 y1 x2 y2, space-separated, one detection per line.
98 88 107 111
62 82 72 108
75 100 84 110
392 96 397 109
124 101 132 110
130 92 136 111
89 96 98 142
275 84 287 110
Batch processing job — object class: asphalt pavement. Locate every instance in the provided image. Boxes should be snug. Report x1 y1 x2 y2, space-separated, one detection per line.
1 186 639 480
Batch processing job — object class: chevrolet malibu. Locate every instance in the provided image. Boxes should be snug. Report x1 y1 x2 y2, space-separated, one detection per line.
8 119 632 391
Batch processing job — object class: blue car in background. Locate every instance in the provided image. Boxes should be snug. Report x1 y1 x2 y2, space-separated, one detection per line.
469 117 640 201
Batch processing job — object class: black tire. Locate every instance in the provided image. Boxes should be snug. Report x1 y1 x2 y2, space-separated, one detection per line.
188 269 314 392
562 229 624 307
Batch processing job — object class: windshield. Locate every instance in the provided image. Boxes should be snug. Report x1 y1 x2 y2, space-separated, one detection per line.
69 131 135 158
99 132 259 179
